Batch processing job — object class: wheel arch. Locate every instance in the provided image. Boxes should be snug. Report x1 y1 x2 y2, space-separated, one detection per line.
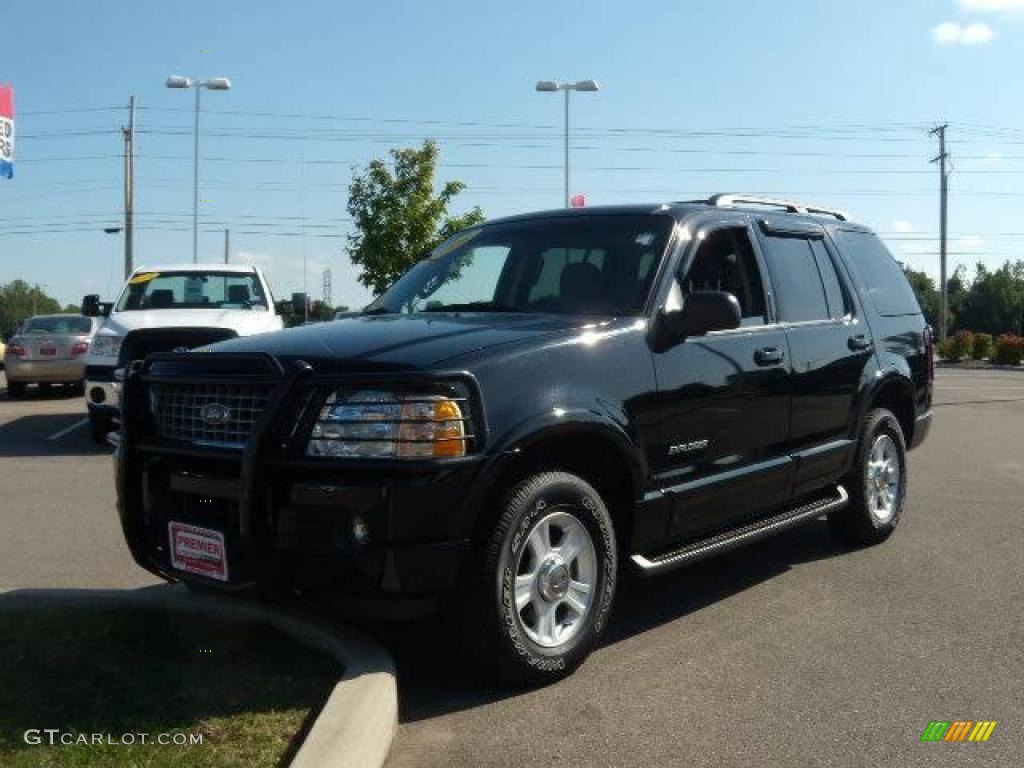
455 413 645 555
861 373 916 447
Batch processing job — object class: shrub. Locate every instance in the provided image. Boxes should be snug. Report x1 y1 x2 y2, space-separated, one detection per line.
993 334 1024 366
971 332 993 360
937 338 960 361
951 330 974 360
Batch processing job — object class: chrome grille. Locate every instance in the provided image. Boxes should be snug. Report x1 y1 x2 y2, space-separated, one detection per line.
149 382 273 447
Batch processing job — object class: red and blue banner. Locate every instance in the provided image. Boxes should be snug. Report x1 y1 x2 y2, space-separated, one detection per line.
0 85 14 179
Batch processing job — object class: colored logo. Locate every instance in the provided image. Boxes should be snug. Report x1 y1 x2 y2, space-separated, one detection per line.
920 720 997 742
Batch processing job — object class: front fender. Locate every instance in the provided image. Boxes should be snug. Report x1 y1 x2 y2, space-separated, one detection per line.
450 408 647 542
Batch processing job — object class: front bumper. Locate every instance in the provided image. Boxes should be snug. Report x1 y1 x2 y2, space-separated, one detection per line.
116 354 482 599
5 357 86 383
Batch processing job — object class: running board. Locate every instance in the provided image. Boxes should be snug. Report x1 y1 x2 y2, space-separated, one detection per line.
631 485 848 575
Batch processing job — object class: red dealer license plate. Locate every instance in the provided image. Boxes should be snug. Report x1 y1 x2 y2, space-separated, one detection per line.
168 522 228 581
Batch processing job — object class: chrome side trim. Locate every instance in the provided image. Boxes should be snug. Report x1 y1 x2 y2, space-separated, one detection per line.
632 485 848 574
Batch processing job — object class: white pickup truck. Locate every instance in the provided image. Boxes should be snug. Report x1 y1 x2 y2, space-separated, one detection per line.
82 263 290 443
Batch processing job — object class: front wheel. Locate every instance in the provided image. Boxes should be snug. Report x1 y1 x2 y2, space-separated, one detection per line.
459 471 618 686
829 408 908 546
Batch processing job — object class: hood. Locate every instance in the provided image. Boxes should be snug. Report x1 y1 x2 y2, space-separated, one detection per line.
204 313 597 371
96 308 281 338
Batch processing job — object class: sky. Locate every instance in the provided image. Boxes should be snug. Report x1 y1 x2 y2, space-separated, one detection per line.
3 0 1024 310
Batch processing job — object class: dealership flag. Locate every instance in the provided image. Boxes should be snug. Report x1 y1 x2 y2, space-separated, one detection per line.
0 85 13 179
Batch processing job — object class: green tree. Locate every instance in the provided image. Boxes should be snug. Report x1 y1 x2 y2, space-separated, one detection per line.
346 140 485 295
946 265 968 331
957 261 1024 336
900 265 939 328
0 280 61 335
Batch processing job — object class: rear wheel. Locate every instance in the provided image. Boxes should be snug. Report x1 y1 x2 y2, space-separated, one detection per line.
89 411 114 445
6 381 27 399
829 408 907 546
459 471 618 685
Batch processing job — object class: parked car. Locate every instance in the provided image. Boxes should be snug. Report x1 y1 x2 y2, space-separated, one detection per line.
116 195 933 684
82 263 289 443
3 314 101 398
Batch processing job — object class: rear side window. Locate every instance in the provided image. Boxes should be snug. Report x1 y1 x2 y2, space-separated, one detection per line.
810 240 849 318
834 230 921 316
762 235 830 322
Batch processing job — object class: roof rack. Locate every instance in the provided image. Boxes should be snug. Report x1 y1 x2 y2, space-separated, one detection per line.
707 193 848 222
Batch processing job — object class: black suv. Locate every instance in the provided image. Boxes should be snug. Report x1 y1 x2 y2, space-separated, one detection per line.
117 194 933 683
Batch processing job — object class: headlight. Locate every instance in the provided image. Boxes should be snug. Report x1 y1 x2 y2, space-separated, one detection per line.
306 389 469 459
91 335 124 358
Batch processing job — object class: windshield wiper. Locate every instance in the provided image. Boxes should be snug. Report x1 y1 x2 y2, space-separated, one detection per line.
421 301 524 313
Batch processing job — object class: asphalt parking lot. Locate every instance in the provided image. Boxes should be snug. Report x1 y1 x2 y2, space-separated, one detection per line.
1 367 1022 766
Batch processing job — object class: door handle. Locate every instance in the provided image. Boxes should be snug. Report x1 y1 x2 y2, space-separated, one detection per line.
754 347 784 366
848 334 873 352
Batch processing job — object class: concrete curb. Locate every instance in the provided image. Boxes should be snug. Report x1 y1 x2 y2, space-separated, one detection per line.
0 585 397 768
936 361 1024 373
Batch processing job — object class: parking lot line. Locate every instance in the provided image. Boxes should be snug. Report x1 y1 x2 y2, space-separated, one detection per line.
46 418 88 442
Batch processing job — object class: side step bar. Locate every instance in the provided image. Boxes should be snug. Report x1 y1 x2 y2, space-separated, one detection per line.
632 485 848 575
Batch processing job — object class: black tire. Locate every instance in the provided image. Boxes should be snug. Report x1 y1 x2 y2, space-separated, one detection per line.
829 408 908 546
89 411 114 445
6 381 27 399
459 471 618 686
37 382 53 397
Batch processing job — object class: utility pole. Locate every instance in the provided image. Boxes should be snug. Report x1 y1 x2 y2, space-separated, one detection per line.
930 124 949 342
322 268 332 310
122 95 135 279
223 227 229 264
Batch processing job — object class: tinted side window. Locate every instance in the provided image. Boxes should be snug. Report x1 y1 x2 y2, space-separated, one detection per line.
833 230 921 316
810 240 849 319
763 235 829 322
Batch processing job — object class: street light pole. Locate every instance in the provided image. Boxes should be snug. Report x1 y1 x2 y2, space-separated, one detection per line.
166 75 231 263
564 88 570 208
193 85 201 265
536 79 600 207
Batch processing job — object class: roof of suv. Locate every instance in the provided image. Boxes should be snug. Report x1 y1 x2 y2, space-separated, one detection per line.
483 195 873 233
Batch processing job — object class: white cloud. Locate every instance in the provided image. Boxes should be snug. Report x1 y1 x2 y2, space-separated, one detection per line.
891 219 916 233
959 0 1024 12
933 21 996 44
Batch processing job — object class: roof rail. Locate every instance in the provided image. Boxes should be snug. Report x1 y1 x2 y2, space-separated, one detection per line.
707 193 848 222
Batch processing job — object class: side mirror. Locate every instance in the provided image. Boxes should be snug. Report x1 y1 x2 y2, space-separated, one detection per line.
274 299 293 316
658 291 741 348
82 294 101 317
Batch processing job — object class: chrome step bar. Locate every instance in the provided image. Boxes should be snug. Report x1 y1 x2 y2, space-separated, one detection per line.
632 485 848 575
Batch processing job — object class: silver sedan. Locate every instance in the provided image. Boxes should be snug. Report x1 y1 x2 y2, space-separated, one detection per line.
3 314 101 398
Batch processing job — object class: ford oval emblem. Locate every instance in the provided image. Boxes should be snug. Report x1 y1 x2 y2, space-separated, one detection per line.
200 403 232 426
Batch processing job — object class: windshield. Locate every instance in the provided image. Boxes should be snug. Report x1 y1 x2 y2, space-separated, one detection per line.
22 315 93 334
367 214 674 316
115 271 267 312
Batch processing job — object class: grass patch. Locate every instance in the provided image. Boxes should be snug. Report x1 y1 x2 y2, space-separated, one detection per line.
0 605 342 768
